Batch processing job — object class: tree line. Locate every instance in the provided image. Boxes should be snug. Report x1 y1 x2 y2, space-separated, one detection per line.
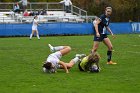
0 0 139 22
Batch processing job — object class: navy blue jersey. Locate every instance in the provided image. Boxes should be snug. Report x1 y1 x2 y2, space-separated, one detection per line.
93 14 110 35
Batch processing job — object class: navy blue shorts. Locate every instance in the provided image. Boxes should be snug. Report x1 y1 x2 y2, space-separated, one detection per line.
94 34 108 42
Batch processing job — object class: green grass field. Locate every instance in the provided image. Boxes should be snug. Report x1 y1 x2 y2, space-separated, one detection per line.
0 34 140 93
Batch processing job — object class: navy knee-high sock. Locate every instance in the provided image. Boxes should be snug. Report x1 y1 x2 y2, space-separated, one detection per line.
107 51 112 62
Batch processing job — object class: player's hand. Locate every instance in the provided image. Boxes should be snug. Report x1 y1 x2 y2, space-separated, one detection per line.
112 34 115 39
96 33 100 37
38 24 41 26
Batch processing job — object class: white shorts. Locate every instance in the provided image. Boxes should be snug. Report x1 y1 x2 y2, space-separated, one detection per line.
47 51 62 68
32 26 38 31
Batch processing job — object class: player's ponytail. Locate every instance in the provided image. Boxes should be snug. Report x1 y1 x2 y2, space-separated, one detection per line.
34 15 37 19
32 15 37 22
43 62 52 70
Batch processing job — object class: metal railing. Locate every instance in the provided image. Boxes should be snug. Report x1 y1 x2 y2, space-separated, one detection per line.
0 2 90 23
0 2 87 16
0 2 63 11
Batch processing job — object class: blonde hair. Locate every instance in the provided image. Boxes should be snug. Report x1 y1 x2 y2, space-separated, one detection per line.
88 52 100 63
84 52 100 71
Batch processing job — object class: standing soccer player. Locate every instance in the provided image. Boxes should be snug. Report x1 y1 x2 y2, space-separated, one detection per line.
92 7 117 65
30 15 40 40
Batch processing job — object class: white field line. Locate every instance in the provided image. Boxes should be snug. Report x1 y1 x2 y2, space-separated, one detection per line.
131 45 140 47
126 51 140 54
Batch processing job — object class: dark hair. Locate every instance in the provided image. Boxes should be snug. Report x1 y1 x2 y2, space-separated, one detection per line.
105 6 112 11
34 15 37 19
43 62 52 70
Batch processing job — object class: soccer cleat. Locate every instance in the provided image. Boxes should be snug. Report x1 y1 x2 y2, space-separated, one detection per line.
107 61 117 65
75 54 86 58
48 44 55 52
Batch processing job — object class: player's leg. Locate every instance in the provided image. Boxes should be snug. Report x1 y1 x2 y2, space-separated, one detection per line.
63 60 77 69
30 30 35 39
92 41 100 53
35 30 40 39
48 44 71 54
60 54 85 69
92 35 101 53
59 46 71 56
103 37 117 64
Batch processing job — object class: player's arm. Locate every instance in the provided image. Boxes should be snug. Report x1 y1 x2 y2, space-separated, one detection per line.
59 0 64 3
18 0 22 3
69 0 72 5
34 20 41 26
58 61 69 73
94 18 101 37
36 22 40 26
106 26 113 35
106 26 115 38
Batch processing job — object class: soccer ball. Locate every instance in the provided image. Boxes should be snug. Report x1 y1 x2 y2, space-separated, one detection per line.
43 67 47 72
43 67 56 73
90 64 99 73
50 68 56 73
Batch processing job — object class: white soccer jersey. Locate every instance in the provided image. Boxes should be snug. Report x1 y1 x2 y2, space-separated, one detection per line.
60 0 72 6
32 19 38 30
19 0 27 5
46 51 62 69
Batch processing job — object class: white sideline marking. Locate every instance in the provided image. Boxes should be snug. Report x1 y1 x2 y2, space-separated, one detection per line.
121 44 140 47
132 45 140 47
127 51 140 54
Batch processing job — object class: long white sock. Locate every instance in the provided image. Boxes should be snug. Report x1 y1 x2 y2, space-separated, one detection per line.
37 34 40 39
72 57 80 64
30 34 33 39
53 46 64 51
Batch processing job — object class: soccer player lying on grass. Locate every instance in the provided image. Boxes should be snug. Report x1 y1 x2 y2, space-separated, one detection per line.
42 44 82 73
77 52 100 73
